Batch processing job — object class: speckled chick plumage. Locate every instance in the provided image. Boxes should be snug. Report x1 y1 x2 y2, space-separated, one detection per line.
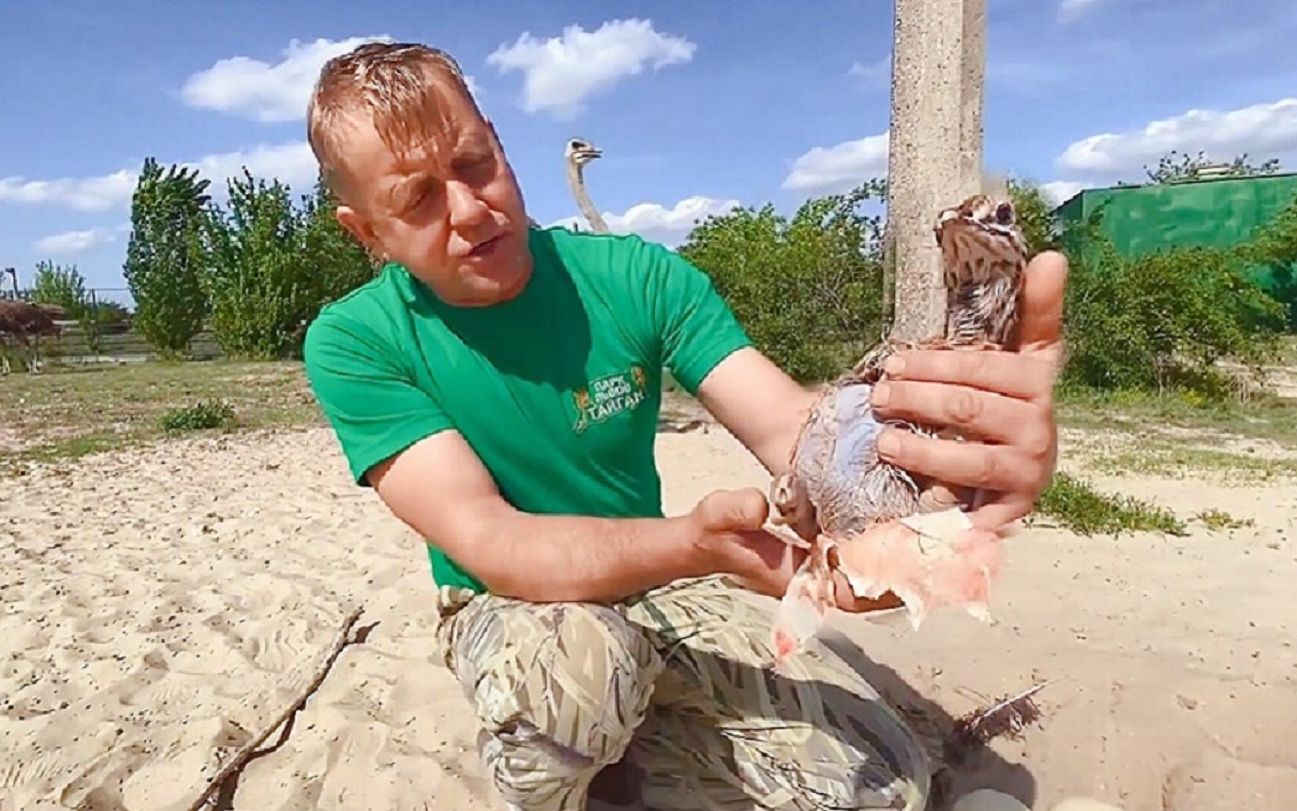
768 194 1031 662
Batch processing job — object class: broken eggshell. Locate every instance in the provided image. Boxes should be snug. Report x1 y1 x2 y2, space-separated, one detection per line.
771 501 1006 664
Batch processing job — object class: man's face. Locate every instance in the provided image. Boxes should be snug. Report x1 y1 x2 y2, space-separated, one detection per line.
334 82 532 307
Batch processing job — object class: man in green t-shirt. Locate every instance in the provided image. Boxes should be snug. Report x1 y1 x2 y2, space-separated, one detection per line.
301 42 1065 811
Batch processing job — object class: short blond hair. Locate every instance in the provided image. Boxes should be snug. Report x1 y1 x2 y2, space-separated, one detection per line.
306 41 477 203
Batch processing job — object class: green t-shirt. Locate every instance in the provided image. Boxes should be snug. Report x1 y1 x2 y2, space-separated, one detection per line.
302 226 752 593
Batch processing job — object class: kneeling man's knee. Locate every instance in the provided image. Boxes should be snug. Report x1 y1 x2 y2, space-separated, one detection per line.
456 601 661 809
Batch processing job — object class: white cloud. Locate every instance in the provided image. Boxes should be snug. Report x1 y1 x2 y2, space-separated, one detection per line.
548 195 740 247
848 56 890 90
1 140 319 212
1058 0 1106 23
185 141 320 192
1056 97 1297 177
31 224 129 256
782 132 889 195
1040 180 1086 206
487 18 695 119
0 170 136 211
181 35 396 122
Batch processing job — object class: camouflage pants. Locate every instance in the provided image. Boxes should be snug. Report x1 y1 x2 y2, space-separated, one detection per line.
434 575 930 811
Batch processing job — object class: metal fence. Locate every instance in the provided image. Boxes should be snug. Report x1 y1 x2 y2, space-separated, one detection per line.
1 287 224 365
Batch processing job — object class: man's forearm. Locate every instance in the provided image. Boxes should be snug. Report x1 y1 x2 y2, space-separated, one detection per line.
694 348 821 477
455 508 717 603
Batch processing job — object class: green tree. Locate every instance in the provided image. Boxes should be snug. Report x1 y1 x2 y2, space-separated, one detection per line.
203 169 310 359
1144 150 1281 184
202 171 378 360
123 158 213 357
294 177 379 353
31 260 89 319
678 180 888 381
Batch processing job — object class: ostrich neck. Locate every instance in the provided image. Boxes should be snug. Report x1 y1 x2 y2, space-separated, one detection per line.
566 160 609 233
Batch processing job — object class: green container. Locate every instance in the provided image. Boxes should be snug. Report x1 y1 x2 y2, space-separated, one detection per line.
1052 173 1297 296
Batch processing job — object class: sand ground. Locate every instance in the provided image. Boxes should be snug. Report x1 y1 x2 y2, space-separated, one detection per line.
1 421 1294 810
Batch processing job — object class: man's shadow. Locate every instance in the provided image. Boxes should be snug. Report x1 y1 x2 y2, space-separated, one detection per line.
815 627 1038 808
617 623 1037 811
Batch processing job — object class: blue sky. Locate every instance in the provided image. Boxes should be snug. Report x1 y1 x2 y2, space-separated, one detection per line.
3 0 1297 293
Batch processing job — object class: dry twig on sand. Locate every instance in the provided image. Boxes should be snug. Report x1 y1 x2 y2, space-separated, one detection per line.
945 681 1049 757
185 605 364 811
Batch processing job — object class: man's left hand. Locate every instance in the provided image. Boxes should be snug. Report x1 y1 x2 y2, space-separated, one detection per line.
868 250 1068 533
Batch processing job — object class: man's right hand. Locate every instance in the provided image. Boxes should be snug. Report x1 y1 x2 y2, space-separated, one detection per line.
690 487 912 616
688 488 803 597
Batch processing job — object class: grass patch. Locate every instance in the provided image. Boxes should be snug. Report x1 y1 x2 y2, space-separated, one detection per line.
0 360 322 475
1056 384 1297 447
1085 441 1297 481
1194 508 1255 532
1032 472 1187 536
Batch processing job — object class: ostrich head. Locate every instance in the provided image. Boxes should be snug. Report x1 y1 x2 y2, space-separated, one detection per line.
565 138 603 168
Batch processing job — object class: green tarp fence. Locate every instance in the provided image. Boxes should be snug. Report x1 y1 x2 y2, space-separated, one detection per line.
1052 172 1297 299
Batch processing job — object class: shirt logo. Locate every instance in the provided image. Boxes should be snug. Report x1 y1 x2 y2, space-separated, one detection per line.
572 365 648 433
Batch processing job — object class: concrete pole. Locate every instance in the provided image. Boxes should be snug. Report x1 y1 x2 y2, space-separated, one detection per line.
884 0 986 342
960 0 986 189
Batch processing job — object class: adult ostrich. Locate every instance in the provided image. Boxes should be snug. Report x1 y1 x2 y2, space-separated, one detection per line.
564 138 610 233
0 299 63 374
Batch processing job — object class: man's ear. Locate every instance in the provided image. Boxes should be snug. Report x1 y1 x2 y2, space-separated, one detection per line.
336 205 381 256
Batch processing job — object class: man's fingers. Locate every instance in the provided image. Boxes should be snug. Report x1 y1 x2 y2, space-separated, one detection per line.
877 429 1043 494
878 351 1057 401
1014 250 1068 351
871 380 1053 451
699 487 771 530
966 494 1035 533
831 573 904 613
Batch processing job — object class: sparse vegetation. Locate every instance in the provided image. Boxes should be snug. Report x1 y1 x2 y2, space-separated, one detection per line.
160 399 236 433
30 261 90 319
0 361 321 476
1084 441 1297 482
1056 384 1297 447
1194 508 1255 532
1033 472 1187 537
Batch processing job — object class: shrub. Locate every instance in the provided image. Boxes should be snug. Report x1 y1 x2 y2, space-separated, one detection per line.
1240 193 1297 331
1005 176 1060 256
1056 210 1285 395
160 399 236 433
678 181 888 382
203 172 377 360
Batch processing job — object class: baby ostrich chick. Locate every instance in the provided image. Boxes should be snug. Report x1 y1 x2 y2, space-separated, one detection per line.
768 194 1030 662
